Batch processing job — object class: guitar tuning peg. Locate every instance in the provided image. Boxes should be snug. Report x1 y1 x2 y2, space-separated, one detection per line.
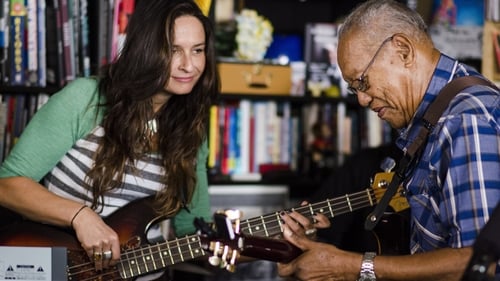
225 248 239 272
224 209 243 220
208 241 221 266
224 209 243 234
226 263 236 272
219 245 230 268
380 157 396 172
208 255 221 266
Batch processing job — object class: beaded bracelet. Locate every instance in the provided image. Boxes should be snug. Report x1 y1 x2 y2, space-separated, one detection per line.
70 205 88 228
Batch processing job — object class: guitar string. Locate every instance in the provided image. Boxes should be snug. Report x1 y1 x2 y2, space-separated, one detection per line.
240 189 374 233
240 188 406 237
246 190 407 237
67 234 206 279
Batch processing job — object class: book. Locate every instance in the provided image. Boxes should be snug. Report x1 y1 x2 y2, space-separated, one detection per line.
45 0 65 87
237 99 251 175
208 105 219 170
58 0 76 82
8 0 27 85
26 0 38 85
36 0 46 86
0 0 10 84
116 0 134 57
78 0 90 77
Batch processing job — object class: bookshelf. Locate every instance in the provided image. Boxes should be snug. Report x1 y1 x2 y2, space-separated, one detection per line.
0 0 392 193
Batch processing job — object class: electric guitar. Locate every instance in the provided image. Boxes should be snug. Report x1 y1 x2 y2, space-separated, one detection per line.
0 172 408 279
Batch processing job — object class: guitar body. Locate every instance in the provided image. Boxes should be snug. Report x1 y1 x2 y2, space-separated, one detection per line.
372 209 410 255
0 197 164 280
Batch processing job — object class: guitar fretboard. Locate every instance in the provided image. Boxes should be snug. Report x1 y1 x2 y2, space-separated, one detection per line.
117 234 206 279
240 188 376 237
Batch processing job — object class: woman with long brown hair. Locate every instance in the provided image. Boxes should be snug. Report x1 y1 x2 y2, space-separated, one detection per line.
0 0 218 274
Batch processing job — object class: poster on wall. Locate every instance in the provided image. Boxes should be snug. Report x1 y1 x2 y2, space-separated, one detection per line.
429 0 484 59
304 23 347 98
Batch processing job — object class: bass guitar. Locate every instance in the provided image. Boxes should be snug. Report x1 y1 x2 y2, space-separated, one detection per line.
239 172 408 239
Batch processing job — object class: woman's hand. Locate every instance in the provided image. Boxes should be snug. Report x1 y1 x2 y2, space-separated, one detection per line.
71 206 121 271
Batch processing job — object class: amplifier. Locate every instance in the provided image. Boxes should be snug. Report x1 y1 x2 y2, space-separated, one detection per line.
0 246 67 281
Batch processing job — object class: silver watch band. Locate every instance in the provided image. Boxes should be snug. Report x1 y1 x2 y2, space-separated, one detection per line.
358 252 376 281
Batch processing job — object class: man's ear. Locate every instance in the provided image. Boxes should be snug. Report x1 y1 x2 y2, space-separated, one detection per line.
392 34 414 67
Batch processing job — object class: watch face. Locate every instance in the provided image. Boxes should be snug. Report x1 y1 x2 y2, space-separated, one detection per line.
358 275 376 281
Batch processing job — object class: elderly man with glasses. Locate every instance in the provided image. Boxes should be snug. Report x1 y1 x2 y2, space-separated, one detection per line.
277 0 500 280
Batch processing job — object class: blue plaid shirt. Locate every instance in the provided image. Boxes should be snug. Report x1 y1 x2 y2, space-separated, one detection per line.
396 54 500 254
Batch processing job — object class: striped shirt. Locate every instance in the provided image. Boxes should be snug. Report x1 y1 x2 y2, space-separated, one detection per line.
44 126 162 217
396 54 500 253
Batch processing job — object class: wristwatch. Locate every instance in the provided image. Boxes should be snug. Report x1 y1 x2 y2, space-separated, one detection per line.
358 252 376 281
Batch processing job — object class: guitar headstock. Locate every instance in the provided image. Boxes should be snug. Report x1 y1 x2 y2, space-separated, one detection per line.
196 210 244 272
371 172 409 213
197 209 302 270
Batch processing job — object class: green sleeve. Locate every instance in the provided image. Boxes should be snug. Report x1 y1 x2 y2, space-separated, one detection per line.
0 78 103 181
172 140 212 236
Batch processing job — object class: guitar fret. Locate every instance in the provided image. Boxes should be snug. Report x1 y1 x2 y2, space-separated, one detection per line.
366 188 374 206
327 199 335 217
260 216 269 236
308 204 314 216
167 242 175 265
156 243 167 268
276 212 283 233
148 245 158 271
118 248 135 278
139 247 148 275
245 220 253 235
131 246 141 276
345 194 352 212
186 236 194 259
176 239 184 262
195 236 206 257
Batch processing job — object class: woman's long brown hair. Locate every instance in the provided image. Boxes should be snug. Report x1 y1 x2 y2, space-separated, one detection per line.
87 0 219 216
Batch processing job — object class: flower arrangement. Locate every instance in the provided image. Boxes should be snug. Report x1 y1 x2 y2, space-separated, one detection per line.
234 9 273 61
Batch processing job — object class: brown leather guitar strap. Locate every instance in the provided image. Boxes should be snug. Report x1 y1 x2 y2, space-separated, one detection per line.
365 76 499 230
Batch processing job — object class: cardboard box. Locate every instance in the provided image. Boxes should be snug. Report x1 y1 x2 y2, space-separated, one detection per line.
218 62 291 95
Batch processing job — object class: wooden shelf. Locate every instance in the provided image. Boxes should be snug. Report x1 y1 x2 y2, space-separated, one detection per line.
0 85 60 95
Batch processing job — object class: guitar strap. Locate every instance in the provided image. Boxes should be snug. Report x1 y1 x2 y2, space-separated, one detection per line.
364 76 499 231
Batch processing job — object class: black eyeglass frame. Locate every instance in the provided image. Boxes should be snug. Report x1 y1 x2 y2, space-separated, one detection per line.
347 35 394 95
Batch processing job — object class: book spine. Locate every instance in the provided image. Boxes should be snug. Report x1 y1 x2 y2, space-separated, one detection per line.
110 0 121 61
117 0 134 56
238 99 251 175
45 0 65 87
0 0 10 84
58 0 75 82
78 0 89 76
71 0 79 76
8 0 26 85
26 0 37 85
208 105 219 170
36 0 45 86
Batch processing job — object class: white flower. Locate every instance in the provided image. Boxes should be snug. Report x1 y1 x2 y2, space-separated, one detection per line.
235 9 273 61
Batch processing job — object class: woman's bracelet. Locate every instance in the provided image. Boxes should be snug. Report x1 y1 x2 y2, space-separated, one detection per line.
70 205 88 228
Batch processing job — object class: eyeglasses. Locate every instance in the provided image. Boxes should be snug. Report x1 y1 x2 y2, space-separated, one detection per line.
348 36 394 95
